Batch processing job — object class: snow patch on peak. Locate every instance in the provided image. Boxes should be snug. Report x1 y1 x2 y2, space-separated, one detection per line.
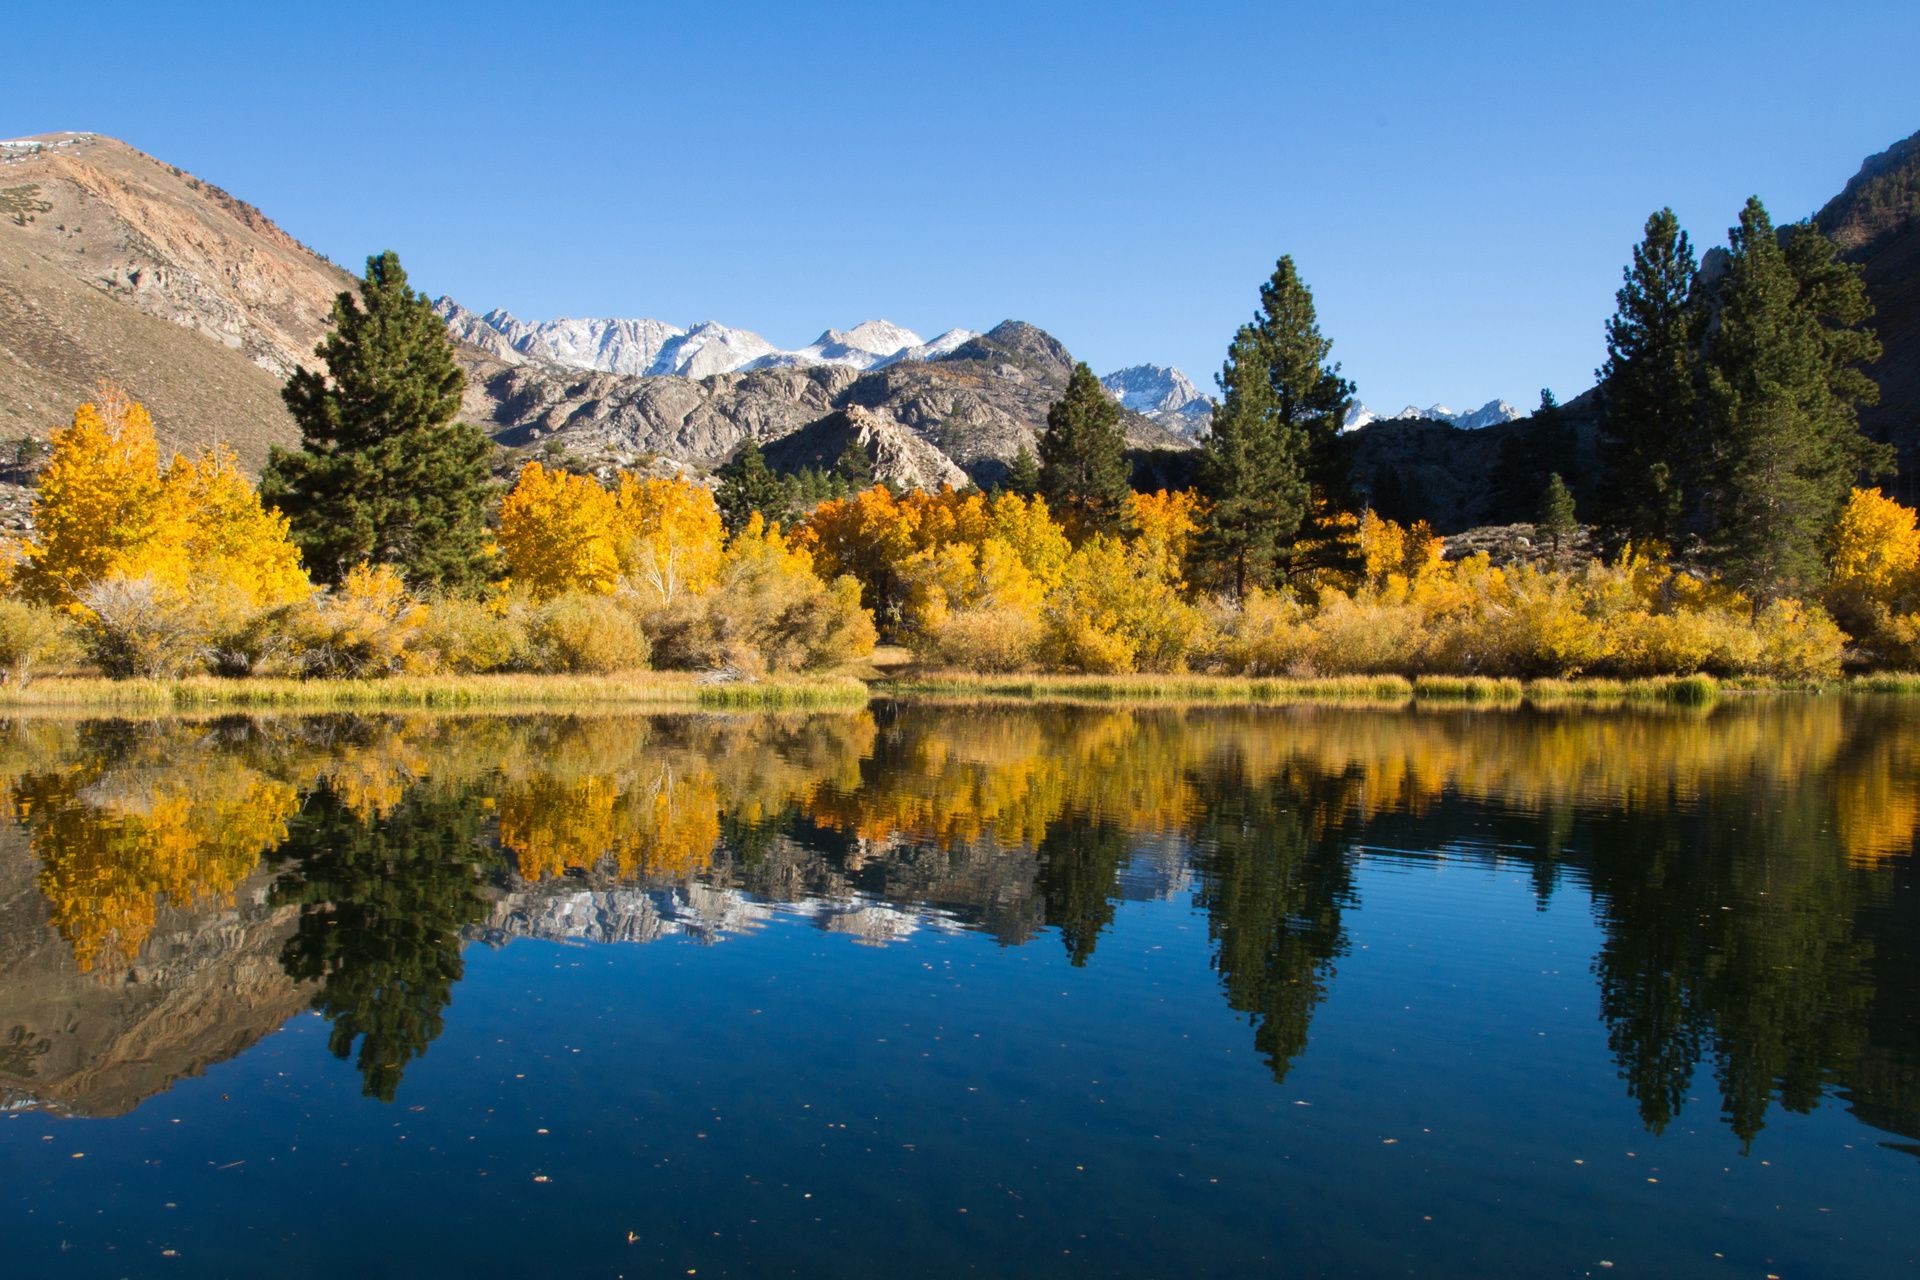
1341 397 1522 432
1101 364 1212 439
439 300 975 379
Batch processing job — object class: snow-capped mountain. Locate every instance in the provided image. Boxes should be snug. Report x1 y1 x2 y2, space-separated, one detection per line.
435 298 977 379
1101 363 1212 438
1342 398 1520 432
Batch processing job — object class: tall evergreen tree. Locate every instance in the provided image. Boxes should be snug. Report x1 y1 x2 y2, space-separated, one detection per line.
1537 471 1577 561
1004 444 1041 498
1597 209 1702 549
1193 257 1353 597
834 436 876 492
1037 362 1133 536
715 440 786 532
261 251 497 591
1700 199 1889 595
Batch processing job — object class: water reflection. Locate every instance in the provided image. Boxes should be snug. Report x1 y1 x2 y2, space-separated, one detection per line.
0 700 1914 1151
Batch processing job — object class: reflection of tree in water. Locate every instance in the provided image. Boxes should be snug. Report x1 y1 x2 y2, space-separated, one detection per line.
0 703 1912 1148
1586 783 1878 1147
1034 817 1130 966
270 780 498 1103
1189 761 1363 1082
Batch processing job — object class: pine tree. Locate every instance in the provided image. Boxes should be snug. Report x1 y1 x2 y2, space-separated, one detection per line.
1490 388 1577 524
1037 362 1133 536
715 441 786 533
1193 257 1353 597
1597 209 1702 549
261 252 496 592
1005 444 1041 498
1537 471 1577 561
1701 199 1889 596
835 437 875 492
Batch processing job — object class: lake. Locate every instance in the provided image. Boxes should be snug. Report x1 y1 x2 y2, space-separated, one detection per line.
1 700 1915 1277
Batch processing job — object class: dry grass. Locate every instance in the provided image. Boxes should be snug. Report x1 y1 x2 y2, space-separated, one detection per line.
879 673 1417 706
0 672 871 711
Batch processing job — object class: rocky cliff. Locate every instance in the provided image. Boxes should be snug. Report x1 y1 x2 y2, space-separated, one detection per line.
1816 127 1920 504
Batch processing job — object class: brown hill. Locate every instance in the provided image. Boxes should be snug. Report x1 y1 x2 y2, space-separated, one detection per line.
0 132 353 468
0 132 1183 501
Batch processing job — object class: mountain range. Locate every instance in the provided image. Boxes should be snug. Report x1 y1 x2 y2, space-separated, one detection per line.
1343 400 1523 432
0 127 1913 524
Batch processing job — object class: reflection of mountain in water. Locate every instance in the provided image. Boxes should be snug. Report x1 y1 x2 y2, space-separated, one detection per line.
0 704 1913 1152
0 834 312 1117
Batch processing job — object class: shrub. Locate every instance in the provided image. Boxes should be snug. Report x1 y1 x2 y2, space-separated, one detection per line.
0 598 77 685
416 596 530 674
77 575 208 678
1203 590 1313 675
528 593 649 674
927 605 1044 672
1041 535 1197 673
658 518 875 675
285 563 425 678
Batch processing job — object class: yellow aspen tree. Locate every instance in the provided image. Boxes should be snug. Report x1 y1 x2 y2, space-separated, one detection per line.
497 461 621 600
20 390 180 605
612 474 724 604
162 447 311 605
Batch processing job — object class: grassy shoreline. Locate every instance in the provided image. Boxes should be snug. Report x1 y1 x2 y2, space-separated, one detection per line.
0 672 872 711
0 670 1913 714
876 670 1920 707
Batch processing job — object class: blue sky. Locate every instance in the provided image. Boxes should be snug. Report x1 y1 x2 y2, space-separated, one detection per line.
4 0 1916 410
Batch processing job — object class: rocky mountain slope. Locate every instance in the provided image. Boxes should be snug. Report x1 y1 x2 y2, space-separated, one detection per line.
464 317 1188 488
0 132 352 467
1816 126 1920 503
0 838 314 1118
438 300 980 378
1102 364 1212 438
0 131 1183 497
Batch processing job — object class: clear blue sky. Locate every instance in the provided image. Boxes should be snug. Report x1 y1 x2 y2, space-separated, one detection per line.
5 0 1916 411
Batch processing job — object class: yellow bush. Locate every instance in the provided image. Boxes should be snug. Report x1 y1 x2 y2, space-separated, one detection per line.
528 593 648 674
1203 589 1314 675
0 598 77 685
287 563 426 678
930 605 1046 672
416 595 530 674
1042 536 1198 673
1826 487 1920 665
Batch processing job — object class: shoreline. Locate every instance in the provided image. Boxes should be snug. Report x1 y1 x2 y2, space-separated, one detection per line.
0 669 1914 713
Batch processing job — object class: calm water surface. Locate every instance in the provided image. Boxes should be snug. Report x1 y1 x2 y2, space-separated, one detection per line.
0 700 1915 1277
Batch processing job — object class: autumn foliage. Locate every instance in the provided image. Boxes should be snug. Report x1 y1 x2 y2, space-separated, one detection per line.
8 388 1918 684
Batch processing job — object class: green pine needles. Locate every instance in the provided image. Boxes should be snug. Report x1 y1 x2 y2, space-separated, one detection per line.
263 251 498 593
1194 256 1352 597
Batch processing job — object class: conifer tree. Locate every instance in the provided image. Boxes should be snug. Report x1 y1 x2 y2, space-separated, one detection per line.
1194 257 1353 596
835 437 875 492
1005 444 1041 498
1701 199 1889 595
1037 362 1133 536
1537 472 1577 561
715 441 786 533
261 252 497 592
1597 209 1701 549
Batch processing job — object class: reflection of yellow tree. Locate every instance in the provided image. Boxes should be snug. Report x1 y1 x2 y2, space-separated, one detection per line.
19 759 297 973
498 767 720 881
